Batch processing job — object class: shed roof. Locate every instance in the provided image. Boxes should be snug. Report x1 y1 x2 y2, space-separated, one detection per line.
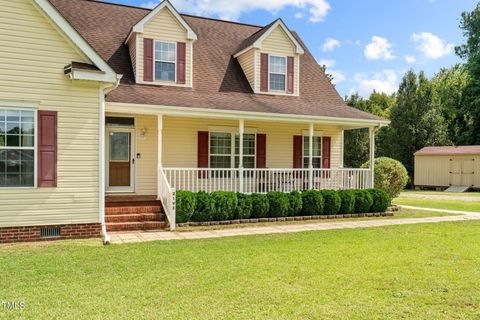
415 146 480 156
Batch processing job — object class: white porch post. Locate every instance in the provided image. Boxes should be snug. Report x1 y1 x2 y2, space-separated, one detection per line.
239 119 244 193
369 127 375 188
308 123 314 189
157 114 163 196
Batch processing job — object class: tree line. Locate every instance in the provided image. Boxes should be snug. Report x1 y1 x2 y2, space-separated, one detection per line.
343 3 480 187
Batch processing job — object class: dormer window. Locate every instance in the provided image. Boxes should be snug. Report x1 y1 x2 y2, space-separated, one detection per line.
154 41 176 82
269 55 286 92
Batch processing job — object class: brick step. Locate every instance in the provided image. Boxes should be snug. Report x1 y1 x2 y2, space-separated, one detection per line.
106 221 166 232
105 206 163 215
105 213 164 223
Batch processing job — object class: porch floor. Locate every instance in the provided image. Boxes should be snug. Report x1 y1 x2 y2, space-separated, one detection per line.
108 209 480 244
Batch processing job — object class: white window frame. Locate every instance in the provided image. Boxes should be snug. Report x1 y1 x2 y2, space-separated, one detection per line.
153 40 177 83
0 106 38 189
302 134 322 169
208 131 257 169
268 55 287 92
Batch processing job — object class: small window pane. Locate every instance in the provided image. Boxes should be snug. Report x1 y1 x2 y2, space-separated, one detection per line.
210 155 231 168
269 74 285 91
155 62 175 82
21 111 34 123
21 122 34 134
6 110 19 122
6 123 20 134
6 135 19 147
21 135 34 147
0 123 5 134
0 135 4 147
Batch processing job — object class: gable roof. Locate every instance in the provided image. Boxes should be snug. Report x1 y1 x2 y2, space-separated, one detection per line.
125 0 197 43
34 0 119 83
48 0 385 124
415 146 480 156
234 19 304 57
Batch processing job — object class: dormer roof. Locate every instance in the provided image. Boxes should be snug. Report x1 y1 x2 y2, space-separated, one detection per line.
234 19 304 57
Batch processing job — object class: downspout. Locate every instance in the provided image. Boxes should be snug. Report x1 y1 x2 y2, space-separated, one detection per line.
99 76 121 245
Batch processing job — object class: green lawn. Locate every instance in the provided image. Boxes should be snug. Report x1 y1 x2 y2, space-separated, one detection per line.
2 221 480 319
393 197 480 212
178 208 457 232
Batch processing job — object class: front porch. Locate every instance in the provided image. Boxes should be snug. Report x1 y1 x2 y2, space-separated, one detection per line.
103 106 381 231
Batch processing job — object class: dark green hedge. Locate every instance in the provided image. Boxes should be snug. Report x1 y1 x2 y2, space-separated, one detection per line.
175 188 390 222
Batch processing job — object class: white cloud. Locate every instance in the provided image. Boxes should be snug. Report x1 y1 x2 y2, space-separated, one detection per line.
364 36 395 61
329 70 346 84
317 58 336 68
322 38 341 52
353 69 398 97
405 55 416 64
294 12 304 19
141 0 330 22
411 32 454 59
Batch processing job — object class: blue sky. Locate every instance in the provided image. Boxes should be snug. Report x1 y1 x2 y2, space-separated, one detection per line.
104 0 477 97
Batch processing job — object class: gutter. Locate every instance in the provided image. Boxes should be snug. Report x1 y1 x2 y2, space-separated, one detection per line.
99 76 122 245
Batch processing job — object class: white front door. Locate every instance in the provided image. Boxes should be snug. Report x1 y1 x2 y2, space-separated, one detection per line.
106 128 135 192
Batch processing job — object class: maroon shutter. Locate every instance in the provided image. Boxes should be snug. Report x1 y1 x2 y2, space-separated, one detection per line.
256 134 266 168
293 135 303 168
322 137 331 168
198 131 208 178
143 38 153 82
176 42 186 84
38 111 57 187
287 56 294 94
260 53 269 92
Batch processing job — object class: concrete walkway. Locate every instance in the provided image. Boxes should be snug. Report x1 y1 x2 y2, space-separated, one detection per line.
400 192 480 202
109 209 480 244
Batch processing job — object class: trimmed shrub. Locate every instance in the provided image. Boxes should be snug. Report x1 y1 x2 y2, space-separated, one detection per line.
235 193 253 219
361 157 408 198
211 192 238 221
354 190 373 213
191 191 215 222
368 189 391 212
250 193 269 218
319 189 341 215
175 190 196 223
288 191 303 216
267 192 290 217
301 190 324 216
338 190 356 214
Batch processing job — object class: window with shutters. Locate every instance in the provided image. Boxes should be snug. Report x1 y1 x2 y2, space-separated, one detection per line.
0 108 35 187
154 41 176 82
303 136 322 168
269 55 286 91
209 132 256 168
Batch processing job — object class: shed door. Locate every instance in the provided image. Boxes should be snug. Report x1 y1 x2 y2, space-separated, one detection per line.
450 158 475 186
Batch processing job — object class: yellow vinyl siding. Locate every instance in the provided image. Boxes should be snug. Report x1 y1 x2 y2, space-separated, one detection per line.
415 154 480 188
136 8 192 87
255 26 300 95
128 33 137 79
0 0 100 227
135 115 158 195
237 48 255 90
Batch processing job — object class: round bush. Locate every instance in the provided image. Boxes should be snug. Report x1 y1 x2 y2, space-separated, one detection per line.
368 189 391 212
235 193 253 219
338 190 356 214
354 190 373 213
301 190 324 216
175 190 196 223
250 193 269 218
361 157 408 198
319 189 341 215
267 192 290 217
211 192 238 221
191 191 215 222
288 191 303 216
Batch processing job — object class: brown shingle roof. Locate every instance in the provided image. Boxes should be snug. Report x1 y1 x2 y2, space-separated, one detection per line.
415 146 480 156
49 0 384 122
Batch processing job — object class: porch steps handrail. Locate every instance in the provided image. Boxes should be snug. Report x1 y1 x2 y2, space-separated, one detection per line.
158 168 176 231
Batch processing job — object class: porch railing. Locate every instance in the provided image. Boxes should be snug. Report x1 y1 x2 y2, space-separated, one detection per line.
163 168 371 194
157 169 176 231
